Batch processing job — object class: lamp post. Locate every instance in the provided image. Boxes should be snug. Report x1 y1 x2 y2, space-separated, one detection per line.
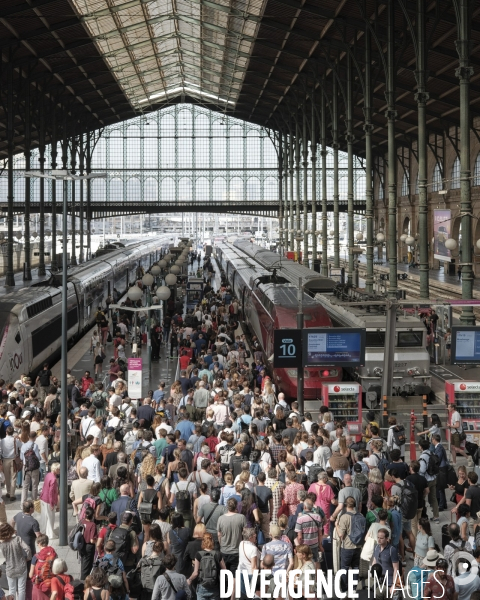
142 273 154 371
25 168 106 547
156 285 171 339
165 272 178 307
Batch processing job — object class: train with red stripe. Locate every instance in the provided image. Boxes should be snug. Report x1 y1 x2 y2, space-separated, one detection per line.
215 242 342 400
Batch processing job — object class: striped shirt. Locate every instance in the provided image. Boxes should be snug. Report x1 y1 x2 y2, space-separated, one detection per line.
270 442 286 464
294 511 323 547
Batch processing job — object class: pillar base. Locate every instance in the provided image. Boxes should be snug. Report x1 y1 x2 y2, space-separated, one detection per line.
38 266 46 276
23 267 32 281
5 272 15 286
71 257 77 266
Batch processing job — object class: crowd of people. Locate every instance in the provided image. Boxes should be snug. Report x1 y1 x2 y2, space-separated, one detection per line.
0 250 479 600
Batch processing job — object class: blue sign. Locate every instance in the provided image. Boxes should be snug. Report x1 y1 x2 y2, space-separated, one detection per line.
302 328 366 367
452 327 480 364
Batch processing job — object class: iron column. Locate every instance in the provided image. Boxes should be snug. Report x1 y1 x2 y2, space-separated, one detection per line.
302 108 309 265
311 93 318 270
50 113 58 272
346 53 355 286
5 58 15 287
70 136 77 266
23 82 32 281
38 102 46 276
456 0 475 324
364 23 375 294
59 172 69 546
297 277 304 415
386 0 398 297
416 0 430 299
332 76 340 268
321 88 328 277
295 120 301 260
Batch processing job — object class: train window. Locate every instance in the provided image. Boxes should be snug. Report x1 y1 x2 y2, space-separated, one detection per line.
286 370 310 378
397 331 423 347
366 332 386 347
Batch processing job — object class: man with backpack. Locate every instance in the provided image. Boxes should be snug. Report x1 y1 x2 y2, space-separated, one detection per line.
418 438 440 524
336 496 366 592
20 431 41 503
352 464 369 514
295 498 324 569
97 539 131 595
193 382 209 420
330 473 362 523
109 511 139 573
254 473 273 538
196 488 226 549
169 467 197 532
387 417 406 459
389 468 418 561
443 523 473 575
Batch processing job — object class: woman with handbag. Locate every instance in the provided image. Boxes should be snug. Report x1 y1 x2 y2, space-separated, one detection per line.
448 465 469 505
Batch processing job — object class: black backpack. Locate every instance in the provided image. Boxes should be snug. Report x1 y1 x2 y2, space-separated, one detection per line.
139 556 165 590
93 393 107 409
174 483 192 513
231 456 243 479
198 551 219 588
109 526 133 562
398 480 418 520
392 425 406 446
420 451 440 476
51 395 61 415
307 464 323 486
92 556 122 578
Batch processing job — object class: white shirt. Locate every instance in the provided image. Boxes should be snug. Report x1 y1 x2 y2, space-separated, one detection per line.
81 417 95 438
89 425 103 444
82 454 102 483
212 403 229 425
238 541 260 574
36 434 49 462
108 416 122 429
313 446 332 469
121 404 133 418
450 411 462 431
0 436 18 459
156 424 172 438
109 394 122 409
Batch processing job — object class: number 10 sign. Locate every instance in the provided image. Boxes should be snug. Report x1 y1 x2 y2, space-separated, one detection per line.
273 329 302 368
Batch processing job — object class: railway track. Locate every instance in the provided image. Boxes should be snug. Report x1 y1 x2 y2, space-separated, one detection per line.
335 258 480 319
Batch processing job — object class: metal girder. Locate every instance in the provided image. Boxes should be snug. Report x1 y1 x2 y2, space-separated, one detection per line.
102 30 251 60
91 12 256 44
0 0 58 17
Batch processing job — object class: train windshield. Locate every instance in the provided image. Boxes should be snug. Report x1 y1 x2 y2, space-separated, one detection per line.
397 331 423 347
366 332 386 347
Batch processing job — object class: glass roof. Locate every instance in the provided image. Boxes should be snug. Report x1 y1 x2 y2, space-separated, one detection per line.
72 0 266 109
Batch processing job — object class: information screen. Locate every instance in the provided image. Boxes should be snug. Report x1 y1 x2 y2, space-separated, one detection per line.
302 328 366 367
273 329 302 369
452 327 480 364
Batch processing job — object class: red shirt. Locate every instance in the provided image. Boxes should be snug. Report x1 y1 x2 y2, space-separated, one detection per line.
81 377 94 394
179 355 190 370
97 524 117 557
51 574 72 600
424 573 455 600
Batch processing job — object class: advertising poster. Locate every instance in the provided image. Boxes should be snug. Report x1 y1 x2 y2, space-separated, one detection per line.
127 357 142 398
433 209 451 262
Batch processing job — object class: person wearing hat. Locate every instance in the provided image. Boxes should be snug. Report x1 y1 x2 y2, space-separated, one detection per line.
407 549 441 600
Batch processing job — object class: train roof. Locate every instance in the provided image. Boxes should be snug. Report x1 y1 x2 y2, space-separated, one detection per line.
314 293 425 330
233 239 337 294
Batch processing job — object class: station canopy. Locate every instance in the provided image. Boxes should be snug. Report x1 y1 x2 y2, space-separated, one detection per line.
1 0 480 157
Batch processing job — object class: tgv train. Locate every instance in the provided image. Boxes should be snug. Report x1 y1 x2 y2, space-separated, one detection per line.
0 236 172 383
233 240 432 401
216 243 342 400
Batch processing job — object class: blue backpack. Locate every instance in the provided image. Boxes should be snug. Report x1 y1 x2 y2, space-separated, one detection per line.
348 512 366 546
250 462 261 477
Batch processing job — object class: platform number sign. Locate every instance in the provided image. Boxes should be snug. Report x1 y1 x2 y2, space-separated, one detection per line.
273 329 302 368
